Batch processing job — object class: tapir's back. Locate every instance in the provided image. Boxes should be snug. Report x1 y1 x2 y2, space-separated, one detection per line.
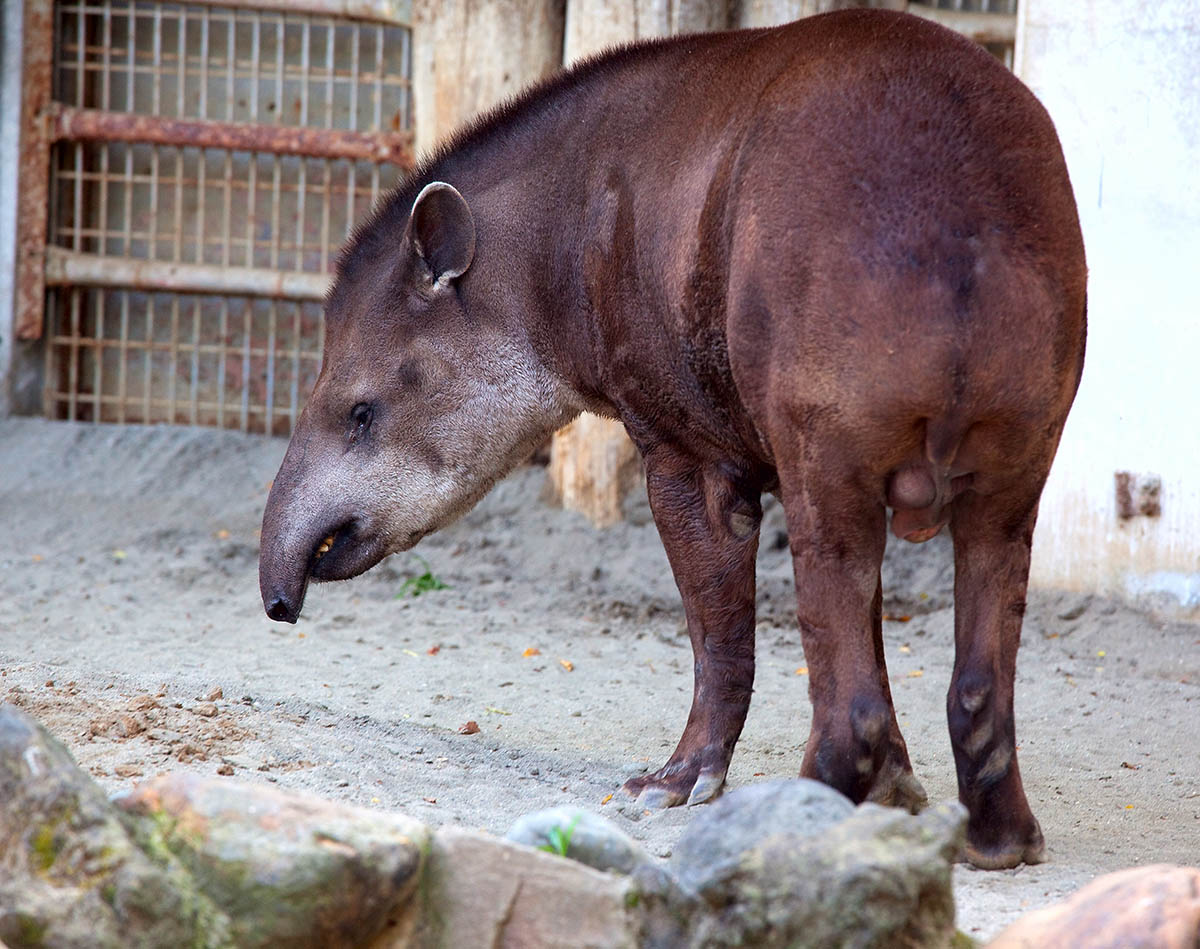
717 10 1086 476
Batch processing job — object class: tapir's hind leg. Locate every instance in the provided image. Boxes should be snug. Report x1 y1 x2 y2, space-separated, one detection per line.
778 456 926 810
622 450 761 808
948 485 1046 868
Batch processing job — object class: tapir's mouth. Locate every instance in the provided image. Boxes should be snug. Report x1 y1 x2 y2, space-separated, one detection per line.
263 516 422 623
308 519 365 582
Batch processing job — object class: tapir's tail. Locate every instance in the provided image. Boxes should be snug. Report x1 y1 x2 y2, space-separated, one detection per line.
886 417 970 543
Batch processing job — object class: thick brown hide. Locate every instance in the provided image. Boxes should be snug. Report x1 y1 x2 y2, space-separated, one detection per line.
259 10 1086 870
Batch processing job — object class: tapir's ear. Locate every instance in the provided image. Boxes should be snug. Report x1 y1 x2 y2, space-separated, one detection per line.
408 181 475 286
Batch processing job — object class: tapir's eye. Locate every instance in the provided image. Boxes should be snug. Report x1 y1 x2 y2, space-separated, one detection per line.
349 402 374 440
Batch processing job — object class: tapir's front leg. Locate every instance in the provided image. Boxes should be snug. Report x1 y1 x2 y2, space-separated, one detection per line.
623 452 762 808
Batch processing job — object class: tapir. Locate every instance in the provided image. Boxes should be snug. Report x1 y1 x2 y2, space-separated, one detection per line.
259 8 1086 870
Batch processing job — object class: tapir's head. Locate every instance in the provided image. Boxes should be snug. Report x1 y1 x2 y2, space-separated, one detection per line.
259 181 573 623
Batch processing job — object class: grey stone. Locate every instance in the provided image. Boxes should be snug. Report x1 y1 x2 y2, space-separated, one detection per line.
0 703 228 949
688 800 967 949
114 773 429 948
505 806 653 874
670 778 856 892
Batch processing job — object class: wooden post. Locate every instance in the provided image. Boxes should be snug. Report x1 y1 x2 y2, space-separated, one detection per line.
564 0 729 60
548 0 730 528
411 0 566 156
733 0 898 29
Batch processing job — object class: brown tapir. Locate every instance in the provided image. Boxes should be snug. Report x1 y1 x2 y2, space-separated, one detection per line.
258 9 1086 870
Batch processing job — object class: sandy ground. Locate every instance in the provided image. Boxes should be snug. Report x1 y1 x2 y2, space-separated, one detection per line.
1 416 1198 942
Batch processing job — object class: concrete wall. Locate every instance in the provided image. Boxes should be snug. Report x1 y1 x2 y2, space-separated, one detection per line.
0 0 24 418
1017 0 1200 616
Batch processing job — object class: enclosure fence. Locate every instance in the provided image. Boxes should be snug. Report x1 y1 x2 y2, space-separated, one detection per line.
23 0 413 434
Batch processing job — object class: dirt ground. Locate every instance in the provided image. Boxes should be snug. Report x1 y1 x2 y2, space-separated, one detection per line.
1 416 1197 942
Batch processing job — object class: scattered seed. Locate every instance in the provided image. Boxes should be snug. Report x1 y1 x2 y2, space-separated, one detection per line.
560 659 574 672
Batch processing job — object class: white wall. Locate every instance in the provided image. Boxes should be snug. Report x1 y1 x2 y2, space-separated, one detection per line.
1017 0 1200 617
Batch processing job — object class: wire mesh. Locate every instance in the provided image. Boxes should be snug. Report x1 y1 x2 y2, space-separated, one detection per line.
46 286 324 433
44 0 410 433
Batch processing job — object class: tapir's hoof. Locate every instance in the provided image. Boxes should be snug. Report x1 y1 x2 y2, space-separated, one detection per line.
867 770 929 813
964 819 1046 869
622 765 727 809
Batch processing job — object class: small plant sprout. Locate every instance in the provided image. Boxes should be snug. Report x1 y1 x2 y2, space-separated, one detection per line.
395 555 450 598
539 814 582 858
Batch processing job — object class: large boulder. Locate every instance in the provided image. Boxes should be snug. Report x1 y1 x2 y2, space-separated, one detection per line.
685 799 967 949
114 774 429 948
0 703 428 949
670 778 857 892
987 864 1200 949
0 703 227 949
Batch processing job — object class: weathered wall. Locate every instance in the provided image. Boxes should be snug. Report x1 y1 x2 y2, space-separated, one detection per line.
1018 0 1200 616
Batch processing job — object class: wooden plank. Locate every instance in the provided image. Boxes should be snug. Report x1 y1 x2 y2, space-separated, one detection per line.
550 0 731 527
14 0 54 341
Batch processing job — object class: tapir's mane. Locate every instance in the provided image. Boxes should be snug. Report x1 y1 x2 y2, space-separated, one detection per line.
332 29 726 293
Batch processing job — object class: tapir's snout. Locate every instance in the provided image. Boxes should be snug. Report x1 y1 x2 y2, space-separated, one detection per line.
264 593 301 624
258 510 314 624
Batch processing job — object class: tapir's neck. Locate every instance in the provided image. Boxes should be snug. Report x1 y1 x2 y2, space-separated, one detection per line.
411 28 772 459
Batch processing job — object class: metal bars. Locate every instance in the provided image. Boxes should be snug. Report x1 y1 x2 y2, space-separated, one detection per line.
40 0 411 434
45 286 324 433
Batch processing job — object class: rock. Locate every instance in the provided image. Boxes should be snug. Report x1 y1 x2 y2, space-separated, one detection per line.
670 778 856 892
687 800 967 949
505 806 654 874
987 864 1200 949
0 703 226 949
114 773 429 949
410 827 643 948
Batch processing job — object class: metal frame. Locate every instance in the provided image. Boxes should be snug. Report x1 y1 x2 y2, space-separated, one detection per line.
19 0 412 433
51 105 414 167
15 0 55 341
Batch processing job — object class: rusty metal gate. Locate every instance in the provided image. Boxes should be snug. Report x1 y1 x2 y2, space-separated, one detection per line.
13 0 1016 435
15 0 413 434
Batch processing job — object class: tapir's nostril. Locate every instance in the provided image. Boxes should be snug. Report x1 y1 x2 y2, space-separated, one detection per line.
265 597 297 624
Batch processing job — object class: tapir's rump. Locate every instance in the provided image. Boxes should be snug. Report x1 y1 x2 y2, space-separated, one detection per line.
259 9 1085 872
